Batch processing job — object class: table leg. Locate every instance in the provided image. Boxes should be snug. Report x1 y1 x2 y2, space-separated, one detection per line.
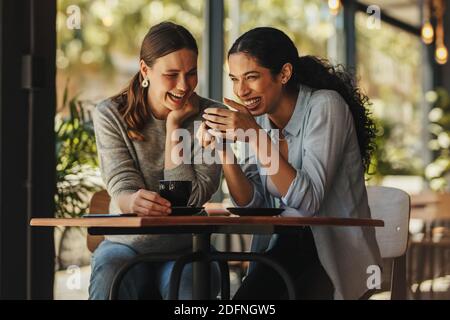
192 233 211 300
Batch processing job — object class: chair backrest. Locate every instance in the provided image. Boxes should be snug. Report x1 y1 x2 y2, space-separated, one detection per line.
86 190 110 252
366 186 411 300
367 186 411 259
89 190 110 214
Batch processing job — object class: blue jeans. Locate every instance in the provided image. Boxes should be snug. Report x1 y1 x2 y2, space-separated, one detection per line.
89 240 221 300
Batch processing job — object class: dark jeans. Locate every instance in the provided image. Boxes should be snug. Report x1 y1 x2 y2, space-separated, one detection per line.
233 228 334 300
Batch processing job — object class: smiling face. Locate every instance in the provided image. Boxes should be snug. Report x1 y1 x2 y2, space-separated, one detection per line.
228 52 285 116
142 48 198 117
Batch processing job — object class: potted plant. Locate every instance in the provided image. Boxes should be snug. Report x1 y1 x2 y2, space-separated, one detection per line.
54 82 103 269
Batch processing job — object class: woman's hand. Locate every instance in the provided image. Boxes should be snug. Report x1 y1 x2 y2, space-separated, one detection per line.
196 121 217 149
165 93 199 170
127 189 172 216
166 92 200 129
202 98 261 142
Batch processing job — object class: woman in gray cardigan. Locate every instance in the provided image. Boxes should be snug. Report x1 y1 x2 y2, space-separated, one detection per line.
89 22 222 300
199 27 382 299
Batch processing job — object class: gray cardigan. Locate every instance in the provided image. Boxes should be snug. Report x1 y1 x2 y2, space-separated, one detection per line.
93 95 222 253
233 85 382 299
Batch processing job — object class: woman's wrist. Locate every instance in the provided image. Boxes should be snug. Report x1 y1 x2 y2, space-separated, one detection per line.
166 120 180 132
248 130 276 169
214 141 237 165
117 191 134 213
248 130 262 154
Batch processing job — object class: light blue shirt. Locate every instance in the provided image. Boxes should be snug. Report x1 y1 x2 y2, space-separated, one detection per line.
232 85 382 299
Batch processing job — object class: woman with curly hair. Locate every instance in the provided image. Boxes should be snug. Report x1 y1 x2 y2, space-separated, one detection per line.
199 27 381 300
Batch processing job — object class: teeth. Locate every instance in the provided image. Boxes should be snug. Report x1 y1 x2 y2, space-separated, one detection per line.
243 98 261 106
169 92 184 99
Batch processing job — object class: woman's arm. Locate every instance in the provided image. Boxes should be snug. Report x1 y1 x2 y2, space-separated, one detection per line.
277 92 350 215
93 102 171 215
203 100 296 197
163 134 222 207
116 190 171 215
164 122 183 170
203 93 350 215
217 147 253 206
163 95 222 206
164 94 199 170
197 122 267 207
93 103 145 199
247 131 296 196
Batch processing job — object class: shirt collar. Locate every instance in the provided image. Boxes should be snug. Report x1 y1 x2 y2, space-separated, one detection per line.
262 84 313 137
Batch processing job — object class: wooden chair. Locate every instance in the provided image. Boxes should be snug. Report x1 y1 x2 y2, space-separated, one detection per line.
367 186 411 299
86 190 109 252
410 192 450 222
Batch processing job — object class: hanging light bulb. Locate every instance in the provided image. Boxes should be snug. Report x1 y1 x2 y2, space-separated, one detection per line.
434 0 447 64
328 0 341 16
435 44 448 64
421 0 434 44
421 21 434 44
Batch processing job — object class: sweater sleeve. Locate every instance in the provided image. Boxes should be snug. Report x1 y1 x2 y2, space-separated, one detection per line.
92 102 146 201
164 98 223 206
163 131 221 207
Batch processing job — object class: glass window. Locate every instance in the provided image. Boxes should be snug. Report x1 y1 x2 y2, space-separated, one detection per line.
54 0 206 299
56 0 205 105
223 0 340 98
356 12 425 177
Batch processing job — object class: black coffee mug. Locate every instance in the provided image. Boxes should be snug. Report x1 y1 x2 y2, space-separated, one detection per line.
158 180 192 207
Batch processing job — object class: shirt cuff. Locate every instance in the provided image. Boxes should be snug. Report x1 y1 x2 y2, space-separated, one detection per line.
280 170 318 217
230 184 260 208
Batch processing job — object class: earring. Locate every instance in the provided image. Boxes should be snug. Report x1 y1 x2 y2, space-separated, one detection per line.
142 76 149 88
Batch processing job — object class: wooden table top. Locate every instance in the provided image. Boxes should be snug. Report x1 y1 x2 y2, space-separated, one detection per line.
30 211 384 228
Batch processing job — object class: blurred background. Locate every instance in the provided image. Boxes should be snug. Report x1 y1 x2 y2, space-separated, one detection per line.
1 0 449 300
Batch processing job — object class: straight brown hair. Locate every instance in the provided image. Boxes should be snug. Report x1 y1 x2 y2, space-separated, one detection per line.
112 21 198 141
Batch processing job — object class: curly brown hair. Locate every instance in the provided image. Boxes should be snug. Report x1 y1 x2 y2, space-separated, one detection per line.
229 27 376 172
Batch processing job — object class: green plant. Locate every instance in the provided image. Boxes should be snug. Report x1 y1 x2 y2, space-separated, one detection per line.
367 116 424 184
425 87 450 191
55 83 103 218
